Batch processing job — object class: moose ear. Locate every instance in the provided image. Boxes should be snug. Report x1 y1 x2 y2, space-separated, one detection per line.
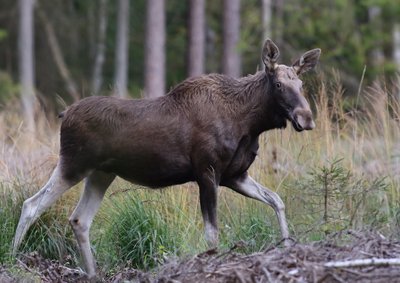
262 39 280 73
292 48 321 75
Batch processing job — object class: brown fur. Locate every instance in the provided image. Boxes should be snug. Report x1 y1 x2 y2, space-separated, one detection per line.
59 71 285 186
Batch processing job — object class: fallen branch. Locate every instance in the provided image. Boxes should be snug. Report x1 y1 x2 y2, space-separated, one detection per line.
324 258 400 268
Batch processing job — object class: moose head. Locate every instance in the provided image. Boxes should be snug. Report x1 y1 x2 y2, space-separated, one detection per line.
262 39 321 132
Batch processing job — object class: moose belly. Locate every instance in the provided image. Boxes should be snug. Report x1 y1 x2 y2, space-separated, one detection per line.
97 152 194 188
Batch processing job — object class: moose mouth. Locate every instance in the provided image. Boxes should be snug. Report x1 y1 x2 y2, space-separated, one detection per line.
288 110 315 132
290 117 305 132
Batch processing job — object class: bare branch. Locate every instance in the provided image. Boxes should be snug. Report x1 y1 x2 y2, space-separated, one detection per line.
37 4 80 101
324 258 400 268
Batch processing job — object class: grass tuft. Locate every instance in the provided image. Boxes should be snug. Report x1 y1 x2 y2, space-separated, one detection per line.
97 190 179 270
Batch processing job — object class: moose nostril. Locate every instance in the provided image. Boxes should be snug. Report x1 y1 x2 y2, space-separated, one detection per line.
293 109 315 130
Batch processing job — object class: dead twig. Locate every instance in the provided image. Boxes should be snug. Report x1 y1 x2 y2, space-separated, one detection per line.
261 267 274 282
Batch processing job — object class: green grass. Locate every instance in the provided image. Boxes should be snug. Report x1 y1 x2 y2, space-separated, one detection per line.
219 196 278 252
95 190 180 270
89 182 284 272
0 181 79 264
21 214 77 261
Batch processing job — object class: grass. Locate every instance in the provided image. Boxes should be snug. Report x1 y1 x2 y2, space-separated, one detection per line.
0 180 79 265
0 73 399 273
96 190 180 270
0 183 19 263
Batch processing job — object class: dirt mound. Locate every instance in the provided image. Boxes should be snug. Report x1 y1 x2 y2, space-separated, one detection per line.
3 230 400 282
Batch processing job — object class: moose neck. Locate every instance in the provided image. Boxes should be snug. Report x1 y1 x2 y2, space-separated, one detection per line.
235 71 287 136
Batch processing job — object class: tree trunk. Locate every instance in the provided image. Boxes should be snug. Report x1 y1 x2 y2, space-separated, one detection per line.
115 0 129 97
394 24 400 72
114 0 130 98
18 0 36 132
91 0 108 95
261 0 272 69
273 0 284 46
188 0 205 77
393 23 400 100
261 0 272 39
368 6 384 67
222 0 241 78
144 0 166 98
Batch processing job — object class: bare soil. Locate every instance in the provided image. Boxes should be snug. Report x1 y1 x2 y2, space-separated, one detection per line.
2 230 400 282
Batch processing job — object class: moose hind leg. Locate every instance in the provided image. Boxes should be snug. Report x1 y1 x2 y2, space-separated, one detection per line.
69 171 115 279
13 163 79 254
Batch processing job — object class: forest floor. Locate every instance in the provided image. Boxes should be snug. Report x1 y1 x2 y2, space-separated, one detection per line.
1 230 400 283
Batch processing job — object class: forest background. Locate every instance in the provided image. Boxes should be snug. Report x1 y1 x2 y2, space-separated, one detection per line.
1 0 400 114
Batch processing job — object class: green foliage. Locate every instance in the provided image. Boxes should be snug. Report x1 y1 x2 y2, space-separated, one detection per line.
272 0 400 88
0 72 18 107
97 192 179 270
0 29 7 41
1 0 399 101
284 1 364 78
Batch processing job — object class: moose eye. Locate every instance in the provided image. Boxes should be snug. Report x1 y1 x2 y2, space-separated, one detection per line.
276 82 282 89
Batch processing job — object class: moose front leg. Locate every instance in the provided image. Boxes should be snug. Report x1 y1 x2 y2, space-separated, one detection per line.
225 173 290 245
197 173 219 247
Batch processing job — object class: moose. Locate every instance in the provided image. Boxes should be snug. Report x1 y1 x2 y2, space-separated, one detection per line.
13 39 321 279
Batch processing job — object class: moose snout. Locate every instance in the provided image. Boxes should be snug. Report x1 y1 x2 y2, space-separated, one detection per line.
291 108 315 131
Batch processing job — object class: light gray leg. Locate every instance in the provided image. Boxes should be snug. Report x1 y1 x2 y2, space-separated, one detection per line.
69 171 115 279
227 175 290 245
13 164 78 254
